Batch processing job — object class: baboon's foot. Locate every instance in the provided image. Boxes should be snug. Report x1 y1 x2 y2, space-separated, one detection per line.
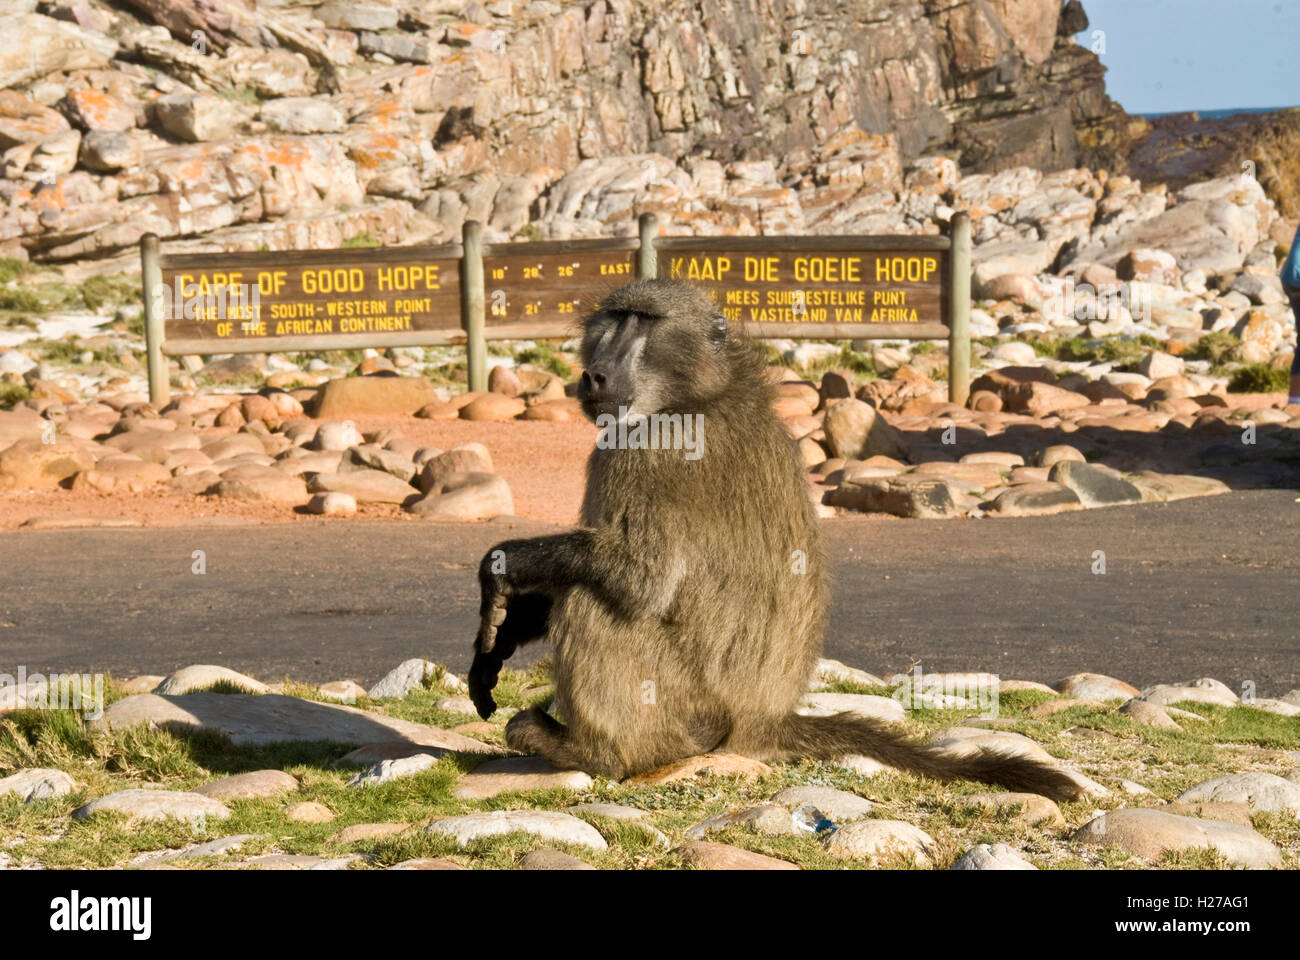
506 708 577 764
505 708 625 778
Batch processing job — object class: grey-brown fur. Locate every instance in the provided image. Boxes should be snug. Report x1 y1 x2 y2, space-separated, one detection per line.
467 279 1083 802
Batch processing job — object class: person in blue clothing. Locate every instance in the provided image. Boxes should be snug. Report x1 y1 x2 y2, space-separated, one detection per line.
1284 221 1300 406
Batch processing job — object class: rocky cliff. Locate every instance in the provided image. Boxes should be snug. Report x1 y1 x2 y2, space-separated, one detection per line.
0 0 1134 262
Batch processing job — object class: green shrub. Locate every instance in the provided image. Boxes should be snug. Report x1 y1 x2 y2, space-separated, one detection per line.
1190 330 1240 364
1228 363 1289 393
517 343 574 379
0 382 30 409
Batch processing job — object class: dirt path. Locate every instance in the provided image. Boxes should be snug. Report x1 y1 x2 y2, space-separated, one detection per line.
2 489 1297 693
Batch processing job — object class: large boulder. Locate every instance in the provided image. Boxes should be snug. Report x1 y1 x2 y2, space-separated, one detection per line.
822 398 906 460
313 376 439 418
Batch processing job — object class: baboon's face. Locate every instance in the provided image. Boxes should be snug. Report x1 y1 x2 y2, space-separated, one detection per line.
578 306 728 420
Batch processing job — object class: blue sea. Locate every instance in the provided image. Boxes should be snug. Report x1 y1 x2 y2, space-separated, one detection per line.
1141 105 1296 120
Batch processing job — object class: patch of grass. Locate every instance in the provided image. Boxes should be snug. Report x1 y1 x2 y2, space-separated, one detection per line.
0 383 29 409
341 234 379 249
0 288 44 313
1228 363 1289 393
516 343 573 380
791 342 876 380
218 86 261 104
79 273 140 312
514 223 543 242
1189 330 1239 364
4 665 1299 871
0 258 39 285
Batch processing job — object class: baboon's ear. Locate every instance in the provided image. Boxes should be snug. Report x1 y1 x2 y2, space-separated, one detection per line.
709 313 728 346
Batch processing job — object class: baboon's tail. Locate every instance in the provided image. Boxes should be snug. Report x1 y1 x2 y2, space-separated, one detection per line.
777 712 1084 802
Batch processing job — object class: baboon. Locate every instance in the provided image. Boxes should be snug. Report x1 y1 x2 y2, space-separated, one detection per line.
467 279 1083 801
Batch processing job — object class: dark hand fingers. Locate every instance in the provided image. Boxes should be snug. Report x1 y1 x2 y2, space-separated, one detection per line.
468 650 501 719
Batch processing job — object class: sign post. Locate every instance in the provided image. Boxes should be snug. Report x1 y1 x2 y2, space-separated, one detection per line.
140 233 168 407
947 212 972 406
139 217 973 408
461 220 486 393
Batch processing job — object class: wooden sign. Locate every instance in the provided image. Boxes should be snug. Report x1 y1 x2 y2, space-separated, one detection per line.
156 245 462 349
482 238 638 331
140 214 972 409
655 236 951 338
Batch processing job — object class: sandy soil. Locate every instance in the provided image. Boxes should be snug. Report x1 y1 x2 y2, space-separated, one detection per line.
0 416 599 531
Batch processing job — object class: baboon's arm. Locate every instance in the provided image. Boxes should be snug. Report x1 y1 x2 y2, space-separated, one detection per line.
476 531 679 653
467 530 680 719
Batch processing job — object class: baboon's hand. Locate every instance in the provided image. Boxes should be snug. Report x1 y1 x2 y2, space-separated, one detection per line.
467 649 501 719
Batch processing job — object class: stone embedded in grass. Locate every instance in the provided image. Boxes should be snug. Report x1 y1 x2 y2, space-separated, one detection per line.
1163 801 1254 827
1175 772 1300 816
519 849 596 870
316 679 365 702
823 820 937 867
813 658 886 688
928 727 1052 763
193 770 299 800
675 841 799 870
565 803 649 821
335 742 446 766
835 754 898 777
367 658 442 699
1246 698 1300 717
1053 672 1139 702
950 843 1038 870
452 756 594 800
347 753 440 788
1140 684 1237 708
117 675 166 694
73 789 231 824
0 768 76 802
334 822 411 843
284 801 335 823
159 834 260 863
1071 808 1281 869
1119 699 1182 730
1025 698 1102 718
769 786 874 822
954 792 1064 827
97 693 500 753
625 753 773 785
427 810 608 851
231 854 358 871
389 858 469 870
797 692 904 724
686 804 797 840
435 697 479 716
153 664 267 696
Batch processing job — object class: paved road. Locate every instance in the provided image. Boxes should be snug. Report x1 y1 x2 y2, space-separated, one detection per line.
1 489 1297 695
